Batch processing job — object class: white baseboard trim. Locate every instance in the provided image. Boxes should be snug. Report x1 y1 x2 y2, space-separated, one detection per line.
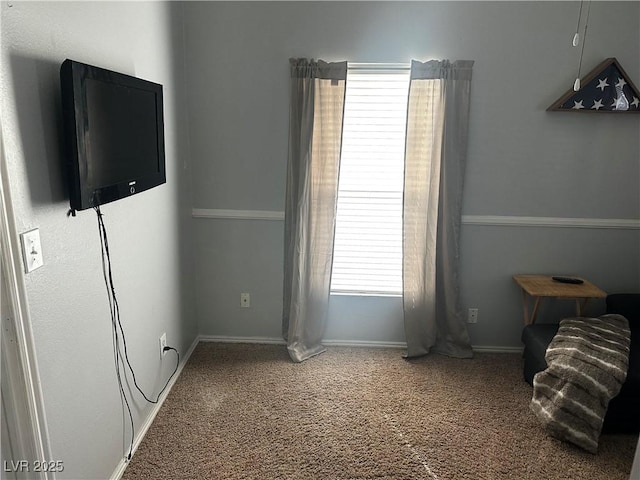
198 335 287 345
110 335 200 480
199 335 406 349
192 209 640 230
323 339 407 349
472 345 524 354
198 335 522 354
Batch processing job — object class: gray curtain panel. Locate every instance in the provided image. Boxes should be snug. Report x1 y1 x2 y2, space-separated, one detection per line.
283 58 347 363
403 59 474 359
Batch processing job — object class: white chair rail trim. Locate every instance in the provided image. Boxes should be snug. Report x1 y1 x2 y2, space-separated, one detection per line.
192 208 284 221
461 215 640 230
192 209 640 230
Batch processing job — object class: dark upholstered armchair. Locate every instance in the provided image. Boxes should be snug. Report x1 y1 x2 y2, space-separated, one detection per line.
521 293 640 434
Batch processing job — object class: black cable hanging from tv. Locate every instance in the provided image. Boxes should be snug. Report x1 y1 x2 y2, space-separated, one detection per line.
94 206 179 461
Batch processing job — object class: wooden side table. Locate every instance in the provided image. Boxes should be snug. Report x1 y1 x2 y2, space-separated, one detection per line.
513 275 607 325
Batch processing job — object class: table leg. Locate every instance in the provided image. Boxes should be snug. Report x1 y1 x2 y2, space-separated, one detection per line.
530 297 541 325
576 298 590 317
521 289 530 325
521 290 542 325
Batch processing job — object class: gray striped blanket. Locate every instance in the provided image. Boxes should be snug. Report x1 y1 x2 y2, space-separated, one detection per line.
530 314 630 453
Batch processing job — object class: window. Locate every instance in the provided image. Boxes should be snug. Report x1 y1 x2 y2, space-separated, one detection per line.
330 64 410 296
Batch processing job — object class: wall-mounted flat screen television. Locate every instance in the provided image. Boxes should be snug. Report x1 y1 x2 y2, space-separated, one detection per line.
60 59 166 212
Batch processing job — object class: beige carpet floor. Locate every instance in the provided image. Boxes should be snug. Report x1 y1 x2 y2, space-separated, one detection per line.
122 343 637 479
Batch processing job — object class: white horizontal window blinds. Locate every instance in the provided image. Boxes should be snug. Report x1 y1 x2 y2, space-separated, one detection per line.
331 64 410 295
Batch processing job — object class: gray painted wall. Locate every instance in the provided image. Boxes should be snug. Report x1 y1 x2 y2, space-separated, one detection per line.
184 2 640 347
1 2 196 479
1 2 638 477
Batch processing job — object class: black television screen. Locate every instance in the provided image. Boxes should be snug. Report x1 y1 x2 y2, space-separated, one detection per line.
60 59 165 212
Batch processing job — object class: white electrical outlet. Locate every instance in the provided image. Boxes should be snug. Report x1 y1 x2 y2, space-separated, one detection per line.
467 308 478 324
20 228 44 273
159 332 167 356
240 293 251 308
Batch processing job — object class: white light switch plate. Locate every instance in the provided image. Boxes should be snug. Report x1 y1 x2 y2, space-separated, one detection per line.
20 228 44 273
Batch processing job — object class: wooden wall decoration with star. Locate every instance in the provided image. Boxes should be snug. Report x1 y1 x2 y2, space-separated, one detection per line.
548 58 640 113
